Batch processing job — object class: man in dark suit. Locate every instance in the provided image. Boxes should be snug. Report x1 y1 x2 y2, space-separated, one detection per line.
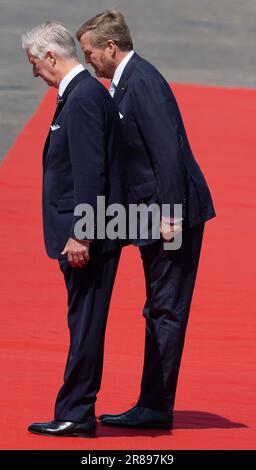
22 21 124 437
77 10 216 429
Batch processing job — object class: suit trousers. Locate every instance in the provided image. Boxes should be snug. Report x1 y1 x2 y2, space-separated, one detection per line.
54 248 121 422
137 223 204 411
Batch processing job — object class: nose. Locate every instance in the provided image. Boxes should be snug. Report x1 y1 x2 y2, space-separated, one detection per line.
84 54 91 64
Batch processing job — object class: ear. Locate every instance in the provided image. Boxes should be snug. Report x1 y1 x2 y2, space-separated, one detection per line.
46 51 56 66
107 40 116 57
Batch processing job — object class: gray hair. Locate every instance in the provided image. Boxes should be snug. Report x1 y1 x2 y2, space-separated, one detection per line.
22 21 78 59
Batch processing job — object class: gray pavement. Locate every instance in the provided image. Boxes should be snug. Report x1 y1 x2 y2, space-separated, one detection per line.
0 0 255 161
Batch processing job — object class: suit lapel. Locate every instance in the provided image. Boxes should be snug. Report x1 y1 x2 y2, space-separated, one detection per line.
59 69 90 104
43 69 90 170
113 53 140 106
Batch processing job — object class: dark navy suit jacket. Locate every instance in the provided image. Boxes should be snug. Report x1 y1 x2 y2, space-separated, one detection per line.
43 70 124 258
113 53 215 244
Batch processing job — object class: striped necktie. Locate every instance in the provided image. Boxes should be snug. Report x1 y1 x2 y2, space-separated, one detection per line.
56 94 62 105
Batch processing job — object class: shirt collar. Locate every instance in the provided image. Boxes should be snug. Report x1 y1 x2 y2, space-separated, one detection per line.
112 50 134 88
58 64 85 97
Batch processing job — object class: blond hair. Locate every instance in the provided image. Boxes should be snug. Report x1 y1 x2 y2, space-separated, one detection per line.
76 10 133 51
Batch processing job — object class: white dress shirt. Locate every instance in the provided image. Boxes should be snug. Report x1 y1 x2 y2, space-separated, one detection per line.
109 50 134 97
58 63 85 97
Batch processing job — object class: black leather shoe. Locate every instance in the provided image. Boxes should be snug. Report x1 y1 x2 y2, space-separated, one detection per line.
99 405 138 421
28 418 96 437
100 406 173 429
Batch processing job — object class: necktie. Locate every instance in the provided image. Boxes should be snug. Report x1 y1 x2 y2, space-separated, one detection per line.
109 82 116 98
56 94 62 105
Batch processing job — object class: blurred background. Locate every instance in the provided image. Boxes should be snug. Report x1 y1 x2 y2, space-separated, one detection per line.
0 0 255 161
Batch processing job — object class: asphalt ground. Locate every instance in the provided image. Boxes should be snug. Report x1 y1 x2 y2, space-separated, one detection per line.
0 0 255 161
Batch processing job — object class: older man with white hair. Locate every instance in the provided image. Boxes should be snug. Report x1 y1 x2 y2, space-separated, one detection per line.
22 21 124 437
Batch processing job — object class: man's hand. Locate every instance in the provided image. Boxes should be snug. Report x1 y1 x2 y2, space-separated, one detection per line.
160 219 182 242
61 237 90 268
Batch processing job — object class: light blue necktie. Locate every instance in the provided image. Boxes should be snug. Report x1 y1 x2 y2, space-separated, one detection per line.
109 82 116 98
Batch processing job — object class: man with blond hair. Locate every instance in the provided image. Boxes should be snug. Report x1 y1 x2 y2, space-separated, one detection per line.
76 10 215 430
22 21 124 437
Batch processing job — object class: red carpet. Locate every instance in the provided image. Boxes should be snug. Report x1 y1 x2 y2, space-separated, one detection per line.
0 83 255 450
